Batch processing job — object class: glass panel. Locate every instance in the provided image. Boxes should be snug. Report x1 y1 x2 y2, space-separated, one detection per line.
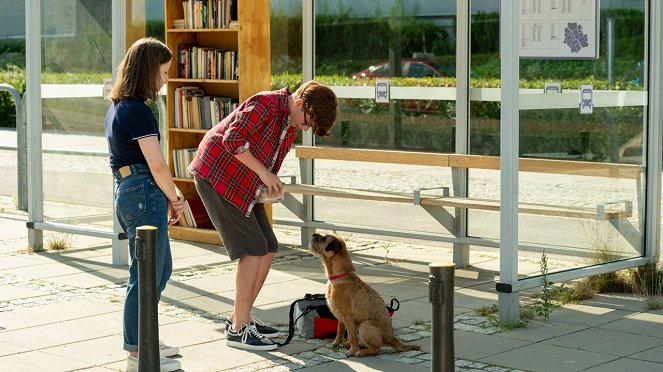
33 1 163 245
469 1 647 274
270 0 304 221
309 1 457 232
517 2 647 271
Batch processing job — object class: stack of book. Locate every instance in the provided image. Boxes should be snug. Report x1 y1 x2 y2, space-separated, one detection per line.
173 86 238 129
181 0 237 29
178 44 238 80
173 19 186 29
180 196 212 228
172 148 198 179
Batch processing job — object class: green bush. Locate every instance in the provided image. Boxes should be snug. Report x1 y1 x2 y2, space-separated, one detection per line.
0 65 26 127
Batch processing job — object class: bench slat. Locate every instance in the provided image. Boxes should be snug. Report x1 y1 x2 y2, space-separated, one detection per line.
420 196 631 220
285 184 631 220
285 184 413 203
296 146 642 180
296 146 450 167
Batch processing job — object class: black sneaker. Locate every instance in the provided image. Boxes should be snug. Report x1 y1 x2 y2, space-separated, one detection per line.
226 316 280 339
226 323 278 351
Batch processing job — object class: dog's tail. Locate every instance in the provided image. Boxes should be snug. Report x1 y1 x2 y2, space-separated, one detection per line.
389 337 421 351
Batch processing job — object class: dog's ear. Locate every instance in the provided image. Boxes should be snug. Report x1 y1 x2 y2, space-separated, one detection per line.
325 238 344 253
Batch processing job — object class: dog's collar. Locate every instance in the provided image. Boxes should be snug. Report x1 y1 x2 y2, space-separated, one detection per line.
328 269 355 281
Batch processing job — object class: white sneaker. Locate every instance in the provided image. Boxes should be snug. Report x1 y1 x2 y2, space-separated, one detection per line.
159 340 179 357
125 354 181 372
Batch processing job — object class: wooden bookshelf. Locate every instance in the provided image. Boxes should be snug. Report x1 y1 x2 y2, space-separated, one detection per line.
165 0 271 244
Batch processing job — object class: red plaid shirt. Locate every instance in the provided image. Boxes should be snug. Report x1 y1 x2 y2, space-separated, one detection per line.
188 88 297 216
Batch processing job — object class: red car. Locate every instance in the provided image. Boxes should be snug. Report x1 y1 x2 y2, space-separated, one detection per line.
351 59 444 79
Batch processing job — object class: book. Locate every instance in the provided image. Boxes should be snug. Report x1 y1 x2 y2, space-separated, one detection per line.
184 196 212 228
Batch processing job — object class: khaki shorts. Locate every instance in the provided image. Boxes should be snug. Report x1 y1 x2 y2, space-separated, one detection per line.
194 177 278 261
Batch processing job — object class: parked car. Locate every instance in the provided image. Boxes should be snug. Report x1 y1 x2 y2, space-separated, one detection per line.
351 59 445 79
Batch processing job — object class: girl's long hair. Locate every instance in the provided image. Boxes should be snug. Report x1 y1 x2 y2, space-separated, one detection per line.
108 37 172 102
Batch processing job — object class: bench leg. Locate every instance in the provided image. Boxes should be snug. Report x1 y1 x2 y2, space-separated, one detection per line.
300 226 315 248
454 207 470 268
453 242 470 268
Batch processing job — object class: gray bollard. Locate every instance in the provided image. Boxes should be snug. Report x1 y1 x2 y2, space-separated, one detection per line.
136 226 160 371
429 262 455 372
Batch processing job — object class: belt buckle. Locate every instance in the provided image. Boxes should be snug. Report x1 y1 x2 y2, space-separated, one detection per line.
118 166 132 178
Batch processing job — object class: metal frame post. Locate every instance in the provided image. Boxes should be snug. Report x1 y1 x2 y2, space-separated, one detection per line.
26 0 44 250
0 84 26 211
300 0 315 247
454 0 471 268
112 0 129 265
498 0 521 324
646 0 662 260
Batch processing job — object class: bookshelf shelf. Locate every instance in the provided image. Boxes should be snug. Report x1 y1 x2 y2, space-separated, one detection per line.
168 78 239 84
173 177 195 183
167 28 238 33
165 0 271 244
169 226 220 245
169 128 210 134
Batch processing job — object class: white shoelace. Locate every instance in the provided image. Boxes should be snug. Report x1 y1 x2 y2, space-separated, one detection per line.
241 324 271 344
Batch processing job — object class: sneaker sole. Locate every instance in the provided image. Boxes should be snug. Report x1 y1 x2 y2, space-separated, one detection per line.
160 346 180 357
226 340 278 351
125 359 181 372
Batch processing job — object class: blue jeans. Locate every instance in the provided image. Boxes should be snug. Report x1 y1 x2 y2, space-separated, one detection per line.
114 165 172 352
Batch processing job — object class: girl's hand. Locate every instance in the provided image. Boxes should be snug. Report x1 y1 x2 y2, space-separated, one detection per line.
168 204 182 225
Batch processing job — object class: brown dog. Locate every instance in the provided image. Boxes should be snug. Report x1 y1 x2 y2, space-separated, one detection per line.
310 233 421 357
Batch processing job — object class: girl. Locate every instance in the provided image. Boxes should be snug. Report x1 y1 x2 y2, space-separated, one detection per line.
105 37 183 372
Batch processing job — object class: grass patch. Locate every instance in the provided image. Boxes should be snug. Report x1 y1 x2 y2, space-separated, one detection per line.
46 234 74 251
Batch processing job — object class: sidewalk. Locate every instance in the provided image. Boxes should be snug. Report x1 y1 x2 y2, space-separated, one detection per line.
1 196 663 371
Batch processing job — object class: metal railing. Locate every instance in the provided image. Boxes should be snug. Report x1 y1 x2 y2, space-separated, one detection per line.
0 83 27 211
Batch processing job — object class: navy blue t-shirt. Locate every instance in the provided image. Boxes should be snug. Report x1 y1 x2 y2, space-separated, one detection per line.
104 97 160 172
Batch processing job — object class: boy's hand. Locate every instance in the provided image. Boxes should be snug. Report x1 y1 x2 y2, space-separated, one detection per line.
259 171 283 194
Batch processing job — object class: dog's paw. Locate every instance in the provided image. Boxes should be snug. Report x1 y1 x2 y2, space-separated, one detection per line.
343 341 351 349
347 347 360 357
331 339 343 347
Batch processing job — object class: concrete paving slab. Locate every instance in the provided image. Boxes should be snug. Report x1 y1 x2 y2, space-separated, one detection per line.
454 285 500 311
40 335 125 366
497 319 587 342
479 343 618 372
599 312 663 338
162 279 227 302
45 269 126 288
451 330 530 360
24 300 124 323
0 284 44 301
167 292 235 316
582 293 650 312
0 254 51 270
583 357 663 372
0 311 54 330
629 345 663 363
296 356 429 371
0 341 31 357
0 320 106 349
546 303 632 327
368 277 431 302
160 319 226 345
542 327 663 357
0 349 92 371
2 261 100 279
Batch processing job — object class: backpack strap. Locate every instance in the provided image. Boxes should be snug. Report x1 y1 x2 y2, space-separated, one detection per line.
276 293 325 346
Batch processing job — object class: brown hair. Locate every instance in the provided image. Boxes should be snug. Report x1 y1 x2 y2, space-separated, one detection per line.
295 80 338 137
108 37 172 102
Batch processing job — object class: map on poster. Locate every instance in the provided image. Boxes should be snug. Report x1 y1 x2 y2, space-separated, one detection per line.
520 0 599 59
